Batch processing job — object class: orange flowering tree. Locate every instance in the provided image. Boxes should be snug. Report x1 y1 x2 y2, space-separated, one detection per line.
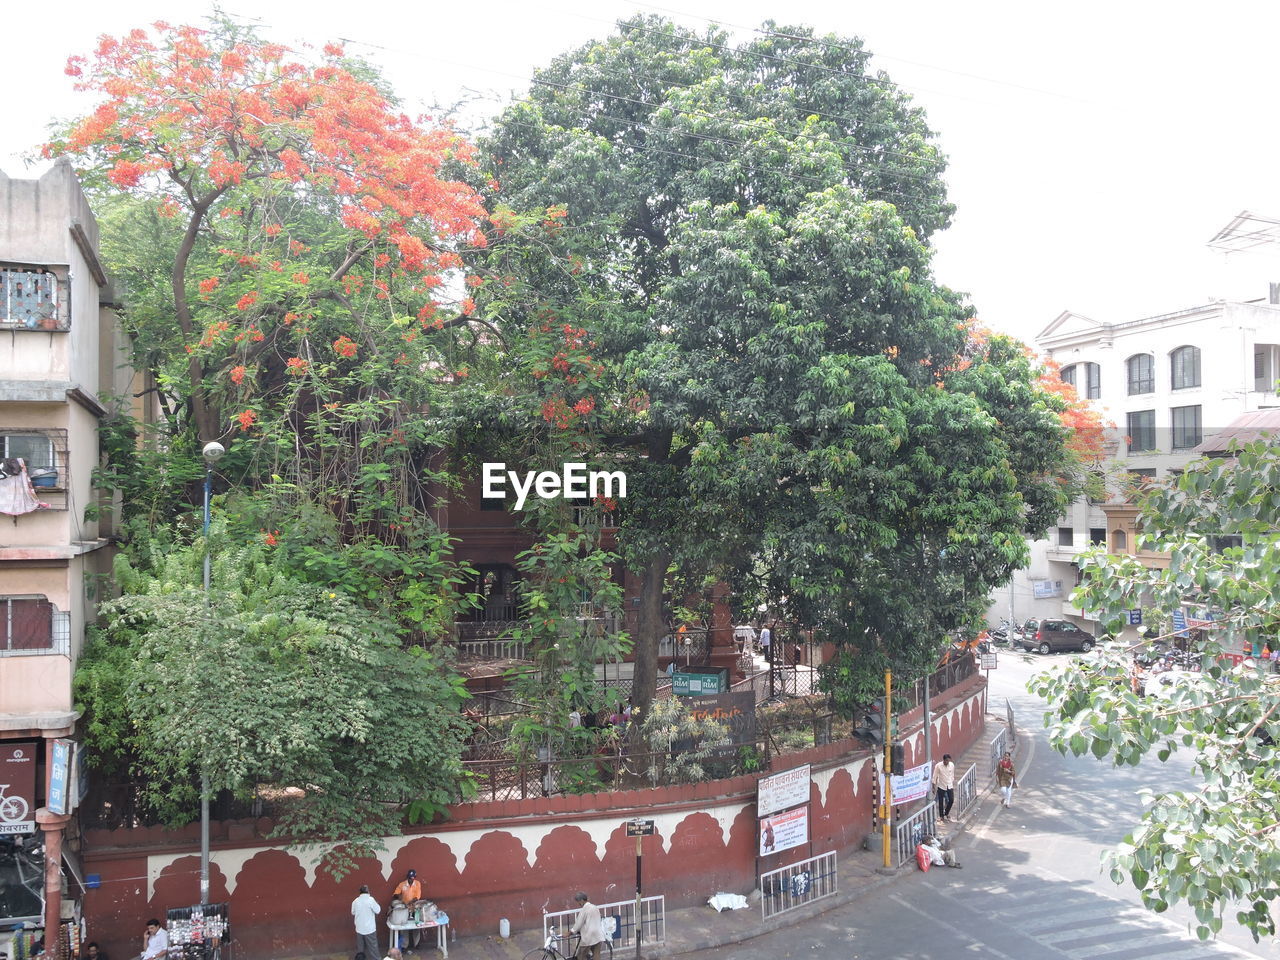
48 18 503 634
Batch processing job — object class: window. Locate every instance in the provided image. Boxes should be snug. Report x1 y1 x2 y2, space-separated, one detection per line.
1171 405 1202 450
1083 362 1101 399
1127 468 1157 482
0 266 62 329
1089 528 1107 545
1126 410 1156 453
1170 345 1201 390
1126 354 1154 395
0 429 67 508
1255 345 1280 393
0 597 69 655
1057 527 1074 547
0 433 55 474
1062 362 1101 399
1210 534 1243 553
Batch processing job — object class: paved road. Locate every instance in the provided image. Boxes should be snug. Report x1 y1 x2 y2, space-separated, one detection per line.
687 651 1280 960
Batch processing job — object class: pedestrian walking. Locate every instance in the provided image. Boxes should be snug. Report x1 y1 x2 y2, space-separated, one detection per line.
996 751 1017 807
351 884 380 960
931 753 956 821
570 891 605 960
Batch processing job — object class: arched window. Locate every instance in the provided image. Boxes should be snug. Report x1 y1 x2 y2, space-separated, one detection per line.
1170 345 1201 390
1111 529 1127 552
1060 362 1100 398
1126 354 1154 395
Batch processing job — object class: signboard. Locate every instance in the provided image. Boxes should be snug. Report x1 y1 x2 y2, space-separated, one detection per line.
1125 609 1144 626
758 805 808 857
681 691 756 747
757 764 811 817
48 739 74 816
1172 610 1188 636
0 741 37 835
672 669 728 696
625 818 656 837
980 652 998 670
1032 579 1063 599
890 760 933 804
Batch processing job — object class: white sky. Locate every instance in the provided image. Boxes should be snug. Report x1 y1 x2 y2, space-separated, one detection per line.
5 0 1280 345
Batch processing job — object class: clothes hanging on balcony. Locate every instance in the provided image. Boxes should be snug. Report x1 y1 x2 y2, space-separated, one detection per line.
0 458 50 515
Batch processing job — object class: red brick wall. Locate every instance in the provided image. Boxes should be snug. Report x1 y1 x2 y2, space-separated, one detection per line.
81 676 985 958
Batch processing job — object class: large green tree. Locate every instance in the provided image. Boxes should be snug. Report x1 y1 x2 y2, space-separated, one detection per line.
1035 442 1280 940
75 530 471 873
475 17 1075 714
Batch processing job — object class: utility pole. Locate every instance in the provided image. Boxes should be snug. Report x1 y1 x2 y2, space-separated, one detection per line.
881 668 892 869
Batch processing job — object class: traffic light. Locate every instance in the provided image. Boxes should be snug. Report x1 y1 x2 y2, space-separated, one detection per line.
890 743 905 776
854 697 886 748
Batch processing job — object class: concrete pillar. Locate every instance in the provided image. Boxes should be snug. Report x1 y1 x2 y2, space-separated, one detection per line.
37 807 72 942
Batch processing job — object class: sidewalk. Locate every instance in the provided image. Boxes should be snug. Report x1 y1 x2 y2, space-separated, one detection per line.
305 715 1019 960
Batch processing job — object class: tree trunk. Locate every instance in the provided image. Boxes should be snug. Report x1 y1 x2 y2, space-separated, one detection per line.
631 547 669 721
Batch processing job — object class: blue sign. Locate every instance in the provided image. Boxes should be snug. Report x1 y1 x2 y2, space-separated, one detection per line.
1126 609 1143 626
47 739 72 815
1171 610 1188 636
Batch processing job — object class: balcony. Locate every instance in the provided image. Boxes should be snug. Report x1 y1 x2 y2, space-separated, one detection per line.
0 266 69 332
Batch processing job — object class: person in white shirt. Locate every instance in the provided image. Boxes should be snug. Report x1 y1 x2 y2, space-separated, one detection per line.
931 753 957 822
920 835 962 869
571 891 605 959
352 884 380 960
139 919 168 960
759 622 772 657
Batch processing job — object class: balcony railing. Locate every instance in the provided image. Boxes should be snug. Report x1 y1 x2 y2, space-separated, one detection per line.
0 267 68 331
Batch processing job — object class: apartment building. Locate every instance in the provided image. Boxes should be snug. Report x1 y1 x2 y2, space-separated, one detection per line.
995 291 1280 632
0 159 132 948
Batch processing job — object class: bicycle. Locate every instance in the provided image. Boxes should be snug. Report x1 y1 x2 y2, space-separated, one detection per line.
0 784 30 824
523 925 614 960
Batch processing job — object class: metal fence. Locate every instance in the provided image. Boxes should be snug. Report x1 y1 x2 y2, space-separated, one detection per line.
990 726 1010 781
458 637 529 660
760 850 838 920
894 803 938 867
955 762 978 817
1005 697 1016 748
543 895 664 950
902 655 979 712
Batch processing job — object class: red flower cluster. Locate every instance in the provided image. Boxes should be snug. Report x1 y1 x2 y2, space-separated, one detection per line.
286 356 308 375
236 409 256 431
332 335 358 358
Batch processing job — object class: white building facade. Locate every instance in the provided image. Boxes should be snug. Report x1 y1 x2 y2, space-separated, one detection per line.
994 292 1280 631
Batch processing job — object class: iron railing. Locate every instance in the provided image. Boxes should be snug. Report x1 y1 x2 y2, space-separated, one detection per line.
894 802 938 867
955 762 978 817
760 850 837 920
543 895 663 950
990 726 1010 781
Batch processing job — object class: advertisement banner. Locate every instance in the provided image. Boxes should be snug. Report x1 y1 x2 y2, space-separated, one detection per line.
758 804 808 857
757 763 811 817
890 760 933 804
0 741 38 835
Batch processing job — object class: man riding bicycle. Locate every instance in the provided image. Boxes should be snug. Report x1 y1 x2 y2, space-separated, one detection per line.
571 892 605 960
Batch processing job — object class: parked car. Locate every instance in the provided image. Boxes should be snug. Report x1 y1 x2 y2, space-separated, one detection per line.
1020 618 1096 654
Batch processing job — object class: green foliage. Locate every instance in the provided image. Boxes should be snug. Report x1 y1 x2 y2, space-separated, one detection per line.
637 697 732 784
1034 442 1280 940
74 529 471 876
476 16 1076 711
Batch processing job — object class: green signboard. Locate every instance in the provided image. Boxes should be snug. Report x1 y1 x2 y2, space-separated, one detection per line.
672 668 728 696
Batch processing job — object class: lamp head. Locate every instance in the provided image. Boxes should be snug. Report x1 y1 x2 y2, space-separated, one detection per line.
202 441 226 463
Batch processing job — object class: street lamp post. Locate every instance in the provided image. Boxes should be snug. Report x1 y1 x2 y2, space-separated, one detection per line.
199 441 224 905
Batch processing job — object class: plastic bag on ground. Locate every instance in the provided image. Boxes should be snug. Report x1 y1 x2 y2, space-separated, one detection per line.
707 892 749 912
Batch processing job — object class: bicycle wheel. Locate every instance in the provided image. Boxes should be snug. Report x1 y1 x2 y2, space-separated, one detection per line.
0 795 28 822
521 949 558 960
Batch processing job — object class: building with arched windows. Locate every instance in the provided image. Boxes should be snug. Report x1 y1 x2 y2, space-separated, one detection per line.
992 287 1280 634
